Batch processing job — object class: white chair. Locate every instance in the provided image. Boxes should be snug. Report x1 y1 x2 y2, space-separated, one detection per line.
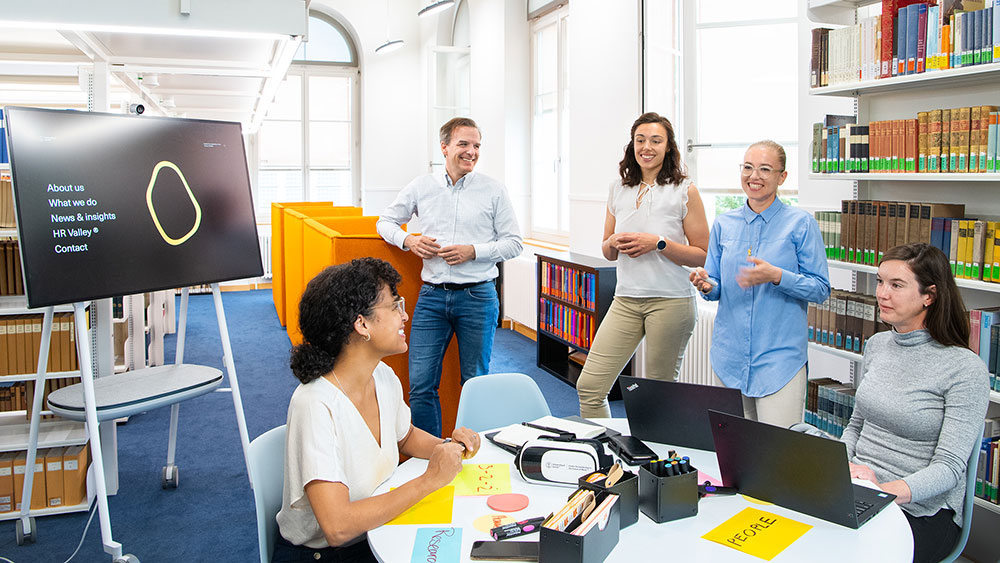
249 425 287 563
938 434 982 563
454 372 551 432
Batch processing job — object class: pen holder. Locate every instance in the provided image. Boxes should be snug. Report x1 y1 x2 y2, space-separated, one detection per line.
539 489 620 563
638 463 698 523
577 468 638 529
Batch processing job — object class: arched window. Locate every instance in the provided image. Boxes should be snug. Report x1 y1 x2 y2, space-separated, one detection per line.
256 11 360 220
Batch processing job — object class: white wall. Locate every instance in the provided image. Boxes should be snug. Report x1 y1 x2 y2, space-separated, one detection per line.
312 0 429 215
566 0 642 253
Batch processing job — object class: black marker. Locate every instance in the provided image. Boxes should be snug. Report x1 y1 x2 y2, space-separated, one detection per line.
491 517 547 540
678 459 690 474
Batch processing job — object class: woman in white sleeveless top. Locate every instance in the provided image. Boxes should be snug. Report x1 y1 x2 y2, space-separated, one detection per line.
577 112 710 418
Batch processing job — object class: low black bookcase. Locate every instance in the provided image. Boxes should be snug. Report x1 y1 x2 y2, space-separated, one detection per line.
535 252 633 400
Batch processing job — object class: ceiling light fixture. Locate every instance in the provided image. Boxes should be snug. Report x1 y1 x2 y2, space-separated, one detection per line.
418 0 455 18
376 0 404 56
375 39 404 54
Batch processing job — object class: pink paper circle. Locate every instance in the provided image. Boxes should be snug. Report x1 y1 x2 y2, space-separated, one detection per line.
487 493 530 512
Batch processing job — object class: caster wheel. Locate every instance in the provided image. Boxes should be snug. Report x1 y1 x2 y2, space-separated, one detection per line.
15 517 37 545
161 465 179 489
114 554 140 563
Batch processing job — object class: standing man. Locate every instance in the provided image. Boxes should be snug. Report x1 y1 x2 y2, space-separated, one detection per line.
377 117 523 437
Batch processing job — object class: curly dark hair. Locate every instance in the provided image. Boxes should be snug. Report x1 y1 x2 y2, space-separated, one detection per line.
880 243 969 349
289 257 402 384
618 112 686 187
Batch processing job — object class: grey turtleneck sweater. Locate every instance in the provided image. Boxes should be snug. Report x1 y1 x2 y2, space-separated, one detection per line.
841 329 989 525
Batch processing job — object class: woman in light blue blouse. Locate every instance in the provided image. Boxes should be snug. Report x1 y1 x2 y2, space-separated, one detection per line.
689 140 830 428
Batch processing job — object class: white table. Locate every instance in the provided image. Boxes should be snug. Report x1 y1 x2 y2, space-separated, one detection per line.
369 418 913 562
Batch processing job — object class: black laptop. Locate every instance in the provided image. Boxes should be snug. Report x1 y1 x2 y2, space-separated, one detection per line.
708 410 896 529
617 376 744 451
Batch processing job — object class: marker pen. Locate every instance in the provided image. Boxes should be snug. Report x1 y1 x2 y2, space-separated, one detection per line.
680 265 717 289
491 517 547 540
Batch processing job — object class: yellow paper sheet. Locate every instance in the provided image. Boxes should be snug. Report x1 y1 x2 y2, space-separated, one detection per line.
449 463 512 496
385 486 455 525
702 507 812 561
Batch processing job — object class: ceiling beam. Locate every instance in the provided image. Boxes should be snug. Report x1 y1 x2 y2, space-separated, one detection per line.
248 36 301 134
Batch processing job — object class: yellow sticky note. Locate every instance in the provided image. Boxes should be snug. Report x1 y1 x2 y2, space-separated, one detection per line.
449 463 511 496
702 507 812 561
386 486 455 525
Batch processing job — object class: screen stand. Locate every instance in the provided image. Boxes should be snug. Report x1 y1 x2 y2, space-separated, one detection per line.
18 284 252 562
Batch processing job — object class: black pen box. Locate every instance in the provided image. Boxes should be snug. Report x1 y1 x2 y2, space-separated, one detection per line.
539 489 620 563
577 468 638 529
638 463 698 523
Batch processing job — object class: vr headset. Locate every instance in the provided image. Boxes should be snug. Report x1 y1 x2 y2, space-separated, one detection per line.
514 437 613 487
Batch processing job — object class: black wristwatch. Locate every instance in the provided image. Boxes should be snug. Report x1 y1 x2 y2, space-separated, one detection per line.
656 236 667 251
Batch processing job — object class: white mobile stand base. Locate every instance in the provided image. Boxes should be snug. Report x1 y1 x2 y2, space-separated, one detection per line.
17 284 253 562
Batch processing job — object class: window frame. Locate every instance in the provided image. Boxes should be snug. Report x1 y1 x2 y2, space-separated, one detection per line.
528 5 570 245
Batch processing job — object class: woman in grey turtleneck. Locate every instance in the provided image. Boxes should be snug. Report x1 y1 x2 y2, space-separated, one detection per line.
843 243 989 563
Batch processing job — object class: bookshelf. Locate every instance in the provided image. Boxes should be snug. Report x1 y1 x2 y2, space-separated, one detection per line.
808 3 1000 549
535 252 632 399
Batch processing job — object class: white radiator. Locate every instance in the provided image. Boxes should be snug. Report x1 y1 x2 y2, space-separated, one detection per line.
259 233 273 279
678 303 716 386
502 254 538 328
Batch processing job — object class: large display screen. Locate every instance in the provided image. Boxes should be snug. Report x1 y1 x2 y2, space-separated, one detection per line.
5 107 263 308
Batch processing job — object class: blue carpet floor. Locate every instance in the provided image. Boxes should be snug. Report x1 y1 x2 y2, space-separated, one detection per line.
0 289 622 563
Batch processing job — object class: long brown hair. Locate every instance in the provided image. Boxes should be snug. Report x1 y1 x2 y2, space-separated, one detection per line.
881 243 969 349
618 112 686 187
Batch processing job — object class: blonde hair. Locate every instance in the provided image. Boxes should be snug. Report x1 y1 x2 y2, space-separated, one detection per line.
748 140 786 170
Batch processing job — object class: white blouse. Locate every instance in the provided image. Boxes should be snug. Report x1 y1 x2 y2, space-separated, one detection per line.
607 178 695 298
276 362 412 548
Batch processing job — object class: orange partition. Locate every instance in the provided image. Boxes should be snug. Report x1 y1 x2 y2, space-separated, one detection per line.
282 207 363 330
270 202 337 325
300 217 463 438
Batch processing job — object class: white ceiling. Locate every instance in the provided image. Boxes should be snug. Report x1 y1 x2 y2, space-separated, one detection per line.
0 1 308 133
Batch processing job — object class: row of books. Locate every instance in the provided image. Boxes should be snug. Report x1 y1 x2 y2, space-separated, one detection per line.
0 377 80 421
811 1 1000 88
0 240 23 296
971 310 1000 391
0 312 79 377
0 444 89 512
808 290 890 355
811 107 1000 174
538 298 595 349
815 201 969 265
0 108 7 165
977 418 1000 505
805 378 857 438
0 178 14 228
539 261 597 310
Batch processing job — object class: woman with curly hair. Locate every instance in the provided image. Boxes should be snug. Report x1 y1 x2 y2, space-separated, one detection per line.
275 257 479 562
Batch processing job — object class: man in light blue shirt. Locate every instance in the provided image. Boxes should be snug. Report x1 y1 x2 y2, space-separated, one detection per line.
691 141 829 427
377 117 522 437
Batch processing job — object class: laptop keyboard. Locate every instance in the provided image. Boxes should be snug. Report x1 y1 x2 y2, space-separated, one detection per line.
855 499 873 516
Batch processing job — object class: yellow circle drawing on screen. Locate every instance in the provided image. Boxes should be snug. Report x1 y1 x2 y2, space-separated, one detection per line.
145 160 202 246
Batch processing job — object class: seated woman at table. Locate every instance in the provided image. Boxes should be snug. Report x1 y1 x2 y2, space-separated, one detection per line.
275 257 480 563
843 243 988 563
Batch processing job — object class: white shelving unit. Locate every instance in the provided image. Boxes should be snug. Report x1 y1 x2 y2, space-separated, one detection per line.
807 0 1000 542
0 225 91 522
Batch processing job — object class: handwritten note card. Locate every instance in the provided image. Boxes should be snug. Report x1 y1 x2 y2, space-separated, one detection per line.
410 527 462 563
386 486 455 525
702 507 812 561
449 463 512 496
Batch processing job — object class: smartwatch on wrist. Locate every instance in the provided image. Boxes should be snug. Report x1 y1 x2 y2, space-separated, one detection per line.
656 236 667 251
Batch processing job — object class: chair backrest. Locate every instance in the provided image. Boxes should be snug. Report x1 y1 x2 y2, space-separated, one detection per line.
938 429 983 563
454 373 551 432
249 425 287 563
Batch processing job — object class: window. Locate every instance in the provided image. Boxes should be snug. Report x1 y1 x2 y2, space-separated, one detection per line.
646 0 798 225
255 12 360 221
530 5 570 242
429 0 471 177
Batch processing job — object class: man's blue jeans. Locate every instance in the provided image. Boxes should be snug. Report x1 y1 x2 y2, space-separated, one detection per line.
408 281 499 437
